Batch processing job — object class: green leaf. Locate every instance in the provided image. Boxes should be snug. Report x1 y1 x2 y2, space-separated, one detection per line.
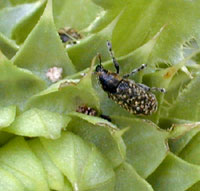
161 70 191 107
158 48 200 124
180 130 200 191
9 0 39 6
13 0 76 83
0 137 49 191
168 73 200 121
92 0 123 9
41 131 115 191
70 20 163 76
12 1 46 44
0 60 46 110
53 0 102 30
0 32 18 59
0 105 16 129
68 112 126 168
143 52 194 123
168 122 200 155
67 15 119 71
63 178 73 191
147 152 200 191
28 138 69 191
3 108 71 139
26 66 100 114
0 132 14 146
93 0 200 64
112 116 168 178
142 66 178 123
0 167 24 191
69 112 117 130
188 182 200 191
0 0 11 9
115 162 153 191
179 132 200 166
0 49 8 62
85 9 120 34
0 2 43 39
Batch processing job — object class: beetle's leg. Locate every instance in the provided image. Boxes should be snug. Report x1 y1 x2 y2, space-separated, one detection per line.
150 87 166 93
107 40 120 74
137 83 166 93
123 64 147 78
137 83 151 91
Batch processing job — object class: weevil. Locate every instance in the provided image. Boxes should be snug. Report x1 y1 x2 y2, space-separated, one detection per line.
76 105 112 122
95 41 165 115
58 27 82 44
76 105 98 116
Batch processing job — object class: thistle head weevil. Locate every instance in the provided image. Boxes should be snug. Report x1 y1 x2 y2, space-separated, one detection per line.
95 41 165 115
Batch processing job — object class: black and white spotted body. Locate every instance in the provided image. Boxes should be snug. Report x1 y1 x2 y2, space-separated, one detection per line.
95 41 165 115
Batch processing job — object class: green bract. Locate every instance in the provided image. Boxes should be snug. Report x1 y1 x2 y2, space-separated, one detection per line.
0 0 200 190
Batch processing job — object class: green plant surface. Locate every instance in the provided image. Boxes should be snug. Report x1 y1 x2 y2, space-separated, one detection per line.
67 15 118 71
0 137 49 191
0 105 16 129
52 0 102 30
63 178 73 191
0 60 46 111
28 138 68 190
147 152 200 191
179 132 200 165
0 33 18 58
179 130 200 191
113 116 169 178
26 65 100 113
13 0 75 83
0 132 14 146
168 73 200 121
115 162 153 191
41 131 115 191
1 0 200 190
0 167 24 191
67 15 165 72
68 111 117 130
188 182 200 191
12 0 46 44
3 108 71 139
168 122 200 155
0 0 12 9
68 112 126 168
92 0 200 65
161 70 191 107
9 0 39 6
0 2 42 38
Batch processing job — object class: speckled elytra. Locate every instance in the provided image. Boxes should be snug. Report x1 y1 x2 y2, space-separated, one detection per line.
95 41 166 115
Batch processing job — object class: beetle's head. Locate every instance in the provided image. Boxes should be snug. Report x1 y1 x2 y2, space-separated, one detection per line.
95 64 103 73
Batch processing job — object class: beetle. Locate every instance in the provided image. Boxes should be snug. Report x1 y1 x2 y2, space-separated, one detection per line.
76 105 98 116
58 27 82 45
76 105 112 122
95 41 165 115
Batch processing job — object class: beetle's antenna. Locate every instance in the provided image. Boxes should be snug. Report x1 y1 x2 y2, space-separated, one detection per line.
106 40 120 74
95 53 103 73
97 53 102 67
